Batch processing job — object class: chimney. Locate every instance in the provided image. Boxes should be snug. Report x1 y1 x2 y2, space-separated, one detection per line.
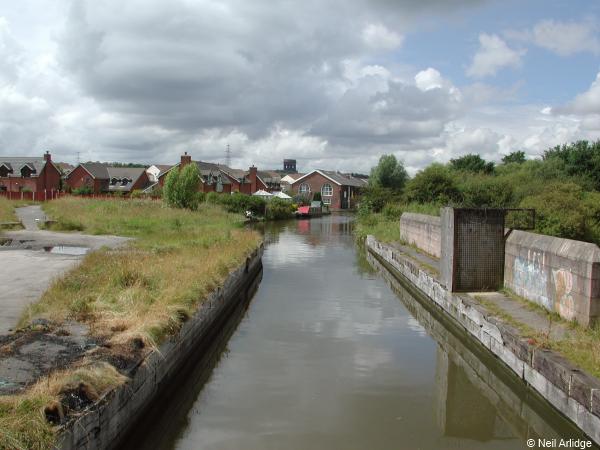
181 151 192 167
249 165 257 193
43 151 51 162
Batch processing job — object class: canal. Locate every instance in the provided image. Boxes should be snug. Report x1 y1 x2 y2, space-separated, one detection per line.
128 214 589 450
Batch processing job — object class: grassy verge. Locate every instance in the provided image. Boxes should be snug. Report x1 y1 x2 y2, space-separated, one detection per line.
354 213 400 243
25 197 261 344
499 288 600 378
2 197 261 449
0 197 18 223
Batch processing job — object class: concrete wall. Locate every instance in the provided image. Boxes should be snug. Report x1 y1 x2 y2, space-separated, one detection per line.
366 235 600 445
505 230 600 326
399 212 441 258
400 212 600 326
58 245 264 450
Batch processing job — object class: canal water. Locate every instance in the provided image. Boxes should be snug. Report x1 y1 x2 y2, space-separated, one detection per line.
130 215 589 450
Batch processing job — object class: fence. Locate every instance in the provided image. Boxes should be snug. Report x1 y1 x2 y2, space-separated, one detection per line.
0 191 161 202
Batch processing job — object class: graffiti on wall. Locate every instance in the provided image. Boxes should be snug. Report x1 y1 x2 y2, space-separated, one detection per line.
552 269 575 320
513 250 551 309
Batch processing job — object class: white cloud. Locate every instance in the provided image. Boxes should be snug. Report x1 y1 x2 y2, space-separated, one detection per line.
532 19 600 56
362 23 403 50
466 33 526 78
415 68 443 91
557 72 600 115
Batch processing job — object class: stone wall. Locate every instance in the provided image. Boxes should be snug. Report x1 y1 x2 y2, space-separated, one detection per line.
58 245 264 450
365 235 600 445
505 231 600 326
399 213 441 258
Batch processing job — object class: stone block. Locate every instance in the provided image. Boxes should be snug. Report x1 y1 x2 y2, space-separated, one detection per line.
570 370 600 411
532 349 572 394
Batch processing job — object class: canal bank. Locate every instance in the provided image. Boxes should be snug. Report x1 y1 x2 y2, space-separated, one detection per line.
366 234 600 446
120 215 592 450
58 244 263 450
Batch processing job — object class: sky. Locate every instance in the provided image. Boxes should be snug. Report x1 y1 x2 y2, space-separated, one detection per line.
0 0 599 174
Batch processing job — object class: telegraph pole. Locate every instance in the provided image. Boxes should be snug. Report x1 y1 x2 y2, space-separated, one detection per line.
225 144 231 167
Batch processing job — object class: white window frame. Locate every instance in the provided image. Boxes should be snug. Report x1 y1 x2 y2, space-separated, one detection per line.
299 183 311 194
322 197 332 205
321 183 333 197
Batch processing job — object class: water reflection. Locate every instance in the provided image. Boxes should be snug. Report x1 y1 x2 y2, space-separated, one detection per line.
127 215 593 450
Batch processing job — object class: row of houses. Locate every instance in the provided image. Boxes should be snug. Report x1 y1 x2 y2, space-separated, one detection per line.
0 151 368 210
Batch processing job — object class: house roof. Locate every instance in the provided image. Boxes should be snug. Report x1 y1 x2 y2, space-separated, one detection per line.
0 156 48 178
257 170 281 184
292 170 365 187
282 173 305 181
106 167 147 192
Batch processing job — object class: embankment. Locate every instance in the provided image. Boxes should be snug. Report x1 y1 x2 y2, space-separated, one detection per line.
58 244 264 450
366 235 600 445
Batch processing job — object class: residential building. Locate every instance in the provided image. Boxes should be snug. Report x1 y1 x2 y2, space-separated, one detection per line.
280 173 305 192
65 163 151 194
291 170 365 210
0 151 61 193
159 153 278 194
146 164 172 183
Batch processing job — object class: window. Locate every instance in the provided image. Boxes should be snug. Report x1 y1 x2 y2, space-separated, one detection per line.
299 183 310 194
322 197 331 205
321 183 333 197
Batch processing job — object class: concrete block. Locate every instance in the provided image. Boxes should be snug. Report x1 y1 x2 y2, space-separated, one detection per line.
570 370 600 411
533 350 572 394
593 389 600 417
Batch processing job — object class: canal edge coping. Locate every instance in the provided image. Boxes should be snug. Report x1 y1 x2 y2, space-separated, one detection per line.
365 235 600 446
57 244 264 450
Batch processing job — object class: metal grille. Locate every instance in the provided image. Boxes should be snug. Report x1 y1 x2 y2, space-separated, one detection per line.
454 209 505 291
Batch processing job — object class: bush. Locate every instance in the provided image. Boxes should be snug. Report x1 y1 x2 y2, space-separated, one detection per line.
458 176 514 208
163 164 201 209
520 182 587 240
72 186 93 195
265 198 295 220
405 164 461 205
312 192 322 202
382 203 404 220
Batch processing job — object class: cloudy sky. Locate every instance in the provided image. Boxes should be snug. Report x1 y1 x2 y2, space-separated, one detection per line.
1 0 599 173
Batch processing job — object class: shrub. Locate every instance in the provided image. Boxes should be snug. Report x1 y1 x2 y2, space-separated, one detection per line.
163 164 201 209
405 164 461 205
265 198 295 220
72 186 93 195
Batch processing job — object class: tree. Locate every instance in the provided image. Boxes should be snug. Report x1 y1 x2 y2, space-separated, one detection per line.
163 163 201 209
501 151 526 164
449 154 495 174
405 164 461 204
543 140 600 190
369 154 408 190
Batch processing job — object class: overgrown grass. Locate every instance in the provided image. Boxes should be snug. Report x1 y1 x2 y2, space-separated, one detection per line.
0 363 126 450
23 198 261 345
475 289 600 378
499 288 600 378
2 198 260 448
354 213 399 243
0 197 18 223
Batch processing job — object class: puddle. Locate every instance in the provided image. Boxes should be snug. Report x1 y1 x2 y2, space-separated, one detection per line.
43 246 90 256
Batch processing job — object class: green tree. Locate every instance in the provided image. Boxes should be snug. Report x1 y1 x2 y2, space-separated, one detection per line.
369 154 408 190
405 164 461 204
501 151 526 164
163 163 201 209
449 154 495 174
543 140 600 190
520 182 587 240
459 175 514 208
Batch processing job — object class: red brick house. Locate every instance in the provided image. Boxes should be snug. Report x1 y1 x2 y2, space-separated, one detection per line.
158 153 278 195
291 170 365 210
0 152 61 194
65 163 150 194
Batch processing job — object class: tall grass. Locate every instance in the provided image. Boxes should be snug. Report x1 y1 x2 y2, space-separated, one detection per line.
2 198 261 448
24 198 261 345
0 197 17 223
